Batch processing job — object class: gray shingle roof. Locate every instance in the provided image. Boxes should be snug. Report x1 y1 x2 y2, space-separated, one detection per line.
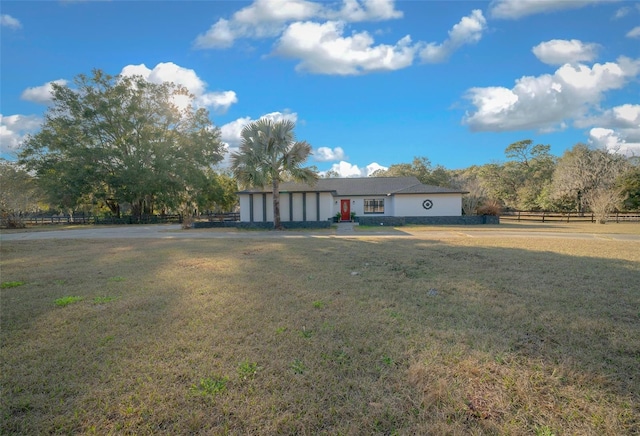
238 177 467 196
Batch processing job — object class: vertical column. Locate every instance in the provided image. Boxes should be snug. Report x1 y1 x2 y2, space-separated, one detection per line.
302 193 307 222
249 194 254 222
262 193 267 222
289 193 293 222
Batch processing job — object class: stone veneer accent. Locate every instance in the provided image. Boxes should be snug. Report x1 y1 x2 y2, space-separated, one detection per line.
358 215 499 226
193 220 332 229
193 216 498 229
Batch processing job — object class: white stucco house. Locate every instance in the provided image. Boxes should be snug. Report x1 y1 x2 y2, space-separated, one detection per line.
236 177 468 225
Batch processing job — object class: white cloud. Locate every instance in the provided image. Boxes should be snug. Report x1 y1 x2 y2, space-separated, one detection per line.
609 104 640 131
20 80 68 105
613 6 632 18
194 0 402 49
589 127 640 156
324 160 387 177
365 161 387 175
420 10 486 63
0 114 42 154
220 117 253 151
197 91 238 113
1 14 21 29
463 57 640 132
121 62 205 95
274 20 417 75
614 3 640 18
313 146 345 162
489 0 616 19
194 0 323 49
329 0 403 22
327 161 365 177
120 62 237 113
532 39 600 65
578 104 640 156
578 103 640 129
259 110 299 124
627 26 640 38
195 2 484 73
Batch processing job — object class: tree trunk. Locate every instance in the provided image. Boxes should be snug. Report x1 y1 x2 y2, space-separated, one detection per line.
272 178 281 230
131 200 143 221
105 199 121 218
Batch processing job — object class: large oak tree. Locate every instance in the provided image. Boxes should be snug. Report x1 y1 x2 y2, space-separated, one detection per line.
0 159 45 227
19 69 224 218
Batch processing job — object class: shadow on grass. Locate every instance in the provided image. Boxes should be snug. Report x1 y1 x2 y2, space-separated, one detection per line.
1 237 638 434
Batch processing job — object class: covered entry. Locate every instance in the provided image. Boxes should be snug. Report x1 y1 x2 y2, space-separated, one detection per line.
340 199 351 221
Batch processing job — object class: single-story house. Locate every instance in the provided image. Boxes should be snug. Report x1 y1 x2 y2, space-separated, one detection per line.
237 176 481 226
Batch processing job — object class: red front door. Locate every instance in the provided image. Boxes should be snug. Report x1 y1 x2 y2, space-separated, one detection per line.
340 199 351 221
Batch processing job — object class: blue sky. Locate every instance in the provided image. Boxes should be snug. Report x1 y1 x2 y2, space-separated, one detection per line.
1 0 639 176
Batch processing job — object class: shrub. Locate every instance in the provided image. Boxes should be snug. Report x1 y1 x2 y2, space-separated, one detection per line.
1 212 26 229
181 213 194 229
476 201 502 216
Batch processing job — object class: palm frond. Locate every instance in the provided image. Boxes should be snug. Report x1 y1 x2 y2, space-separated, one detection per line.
231 119 317 212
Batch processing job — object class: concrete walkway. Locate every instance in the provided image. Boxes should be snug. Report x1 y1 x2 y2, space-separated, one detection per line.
335 221 357 234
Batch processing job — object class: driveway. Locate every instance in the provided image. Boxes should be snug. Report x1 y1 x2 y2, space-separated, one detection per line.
1 224 639 242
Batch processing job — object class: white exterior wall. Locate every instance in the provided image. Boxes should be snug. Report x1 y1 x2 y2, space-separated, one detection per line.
291 193 303 221
336 196 397 218
240 191 462 222
240 192 335 222
393 194 462 217
280 193 291 222
286 192 324 221
244 193 272 222
239 195 251 222
319 192 334 221
336 196 389 218
305 193 318 221
255 194 265 222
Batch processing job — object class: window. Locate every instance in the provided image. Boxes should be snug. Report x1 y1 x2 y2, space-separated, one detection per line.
364 199 384 214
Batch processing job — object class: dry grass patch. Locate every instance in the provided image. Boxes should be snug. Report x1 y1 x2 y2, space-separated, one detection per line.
1 234 638 434
404 221 640 235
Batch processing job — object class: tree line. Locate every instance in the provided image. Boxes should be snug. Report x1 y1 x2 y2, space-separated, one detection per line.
2 70 237 227
1 69 638 227
370 140 639 223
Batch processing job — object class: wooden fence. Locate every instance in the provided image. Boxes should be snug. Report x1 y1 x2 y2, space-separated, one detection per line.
12 214 183 226
500 211 640 223
5 212 241 227
200 212 240 222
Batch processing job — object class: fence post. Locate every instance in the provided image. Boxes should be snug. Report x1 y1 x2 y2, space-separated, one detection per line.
517 211 521 221
542 212 545 223
591 213 594 223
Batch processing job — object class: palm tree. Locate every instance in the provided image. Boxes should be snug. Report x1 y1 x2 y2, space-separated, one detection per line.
230 119 317 229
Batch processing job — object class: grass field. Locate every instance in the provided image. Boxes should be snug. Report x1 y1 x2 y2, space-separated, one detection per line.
363 221 640 235
1 227 639 434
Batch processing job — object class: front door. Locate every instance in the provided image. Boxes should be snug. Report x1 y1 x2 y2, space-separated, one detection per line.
340 199 351 221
